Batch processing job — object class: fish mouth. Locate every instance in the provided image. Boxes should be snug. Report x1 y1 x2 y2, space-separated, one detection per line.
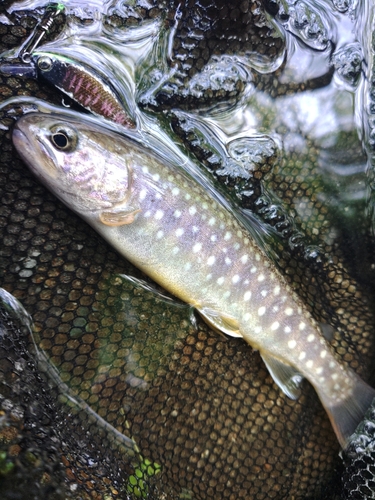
12 118 59 179
12 123 29 148
12 123 36 167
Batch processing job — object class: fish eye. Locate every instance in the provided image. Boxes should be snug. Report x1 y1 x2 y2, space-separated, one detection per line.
37 56 53 72
52 132 68 149
49 124 78 152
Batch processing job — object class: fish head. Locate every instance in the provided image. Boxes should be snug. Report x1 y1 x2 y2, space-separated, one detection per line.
12 112 137 225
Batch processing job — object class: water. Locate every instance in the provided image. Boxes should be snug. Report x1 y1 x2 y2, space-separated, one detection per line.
0 1 375 498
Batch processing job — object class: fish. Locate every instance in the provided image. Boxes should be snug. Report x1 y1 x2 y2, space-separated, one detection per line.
11 110 375 448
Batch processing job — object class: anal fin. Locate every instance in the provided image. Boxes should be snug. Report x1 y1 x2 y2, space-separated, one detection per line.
261 353 303 400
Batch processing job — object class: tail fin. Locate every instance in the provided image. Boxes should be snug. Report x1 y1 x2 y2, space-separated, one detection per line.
322 376 375 448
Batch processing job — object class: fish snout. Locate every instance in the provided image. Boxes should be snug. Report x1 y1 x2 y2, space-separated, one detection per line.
12 114 60 180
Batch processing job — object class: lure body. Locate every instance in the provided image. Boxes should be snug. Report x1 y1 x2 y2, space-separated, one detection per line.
33 52 135 127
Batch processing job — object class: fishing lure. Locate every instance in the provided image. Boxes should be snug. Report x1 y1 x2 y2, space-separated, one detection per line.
32 52 135 127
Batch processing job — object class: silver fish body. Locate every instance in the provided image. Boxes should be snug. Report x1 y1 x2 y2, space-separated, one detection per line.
12 111 375 447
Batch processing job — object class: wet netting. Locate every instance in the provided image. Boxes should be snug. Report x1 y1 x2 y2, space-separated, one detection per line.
1 1 375 499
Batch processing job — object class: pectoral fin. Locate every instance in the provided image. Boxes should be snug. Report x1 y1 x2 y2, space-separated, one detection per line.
99 208 141 226
198 307 242 338
261 353 303 399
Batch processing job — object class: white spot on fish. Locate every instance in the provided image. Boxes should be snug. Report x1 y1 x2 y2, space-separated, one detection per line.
192 226 199 233
175 228 184 237
258 274 265 282
224 232 232 241
288 340 297 349
261 290 268 298
232 275 240 284
153 173 160 181
332 373 338 381
320 350 327 359
208 217 216 226
217 277 225 285
185 193 191 201
284 326 291 333
193 243 202 253
172 246 179 255
189 206 196 215
298 351 306 360
174 210 181 218
250 267 257 273
206 274 212 281
184 262 192 271
202 202 208 210
258 306 266 316
285 308 293 316
139 189 147 201
299 322 306 331
307 333 314 342
255 253 261 262
273 286 280 295
172 187 180 196
244 291 251 301
244 313 251 321
210 234 217 242
157 230 163 239
273 305 279 312
223 291 231 299
225 257 232 265
316 367 323 375
271 321 279 331
207 256 216 266
240 255 248 264
306 360 313 368
254 326 262 333
155 210 164 220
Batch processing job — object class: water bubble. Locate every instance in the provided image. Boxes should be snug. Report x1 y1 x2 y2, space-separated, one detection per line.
332 43 363 88
227 136 277 172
